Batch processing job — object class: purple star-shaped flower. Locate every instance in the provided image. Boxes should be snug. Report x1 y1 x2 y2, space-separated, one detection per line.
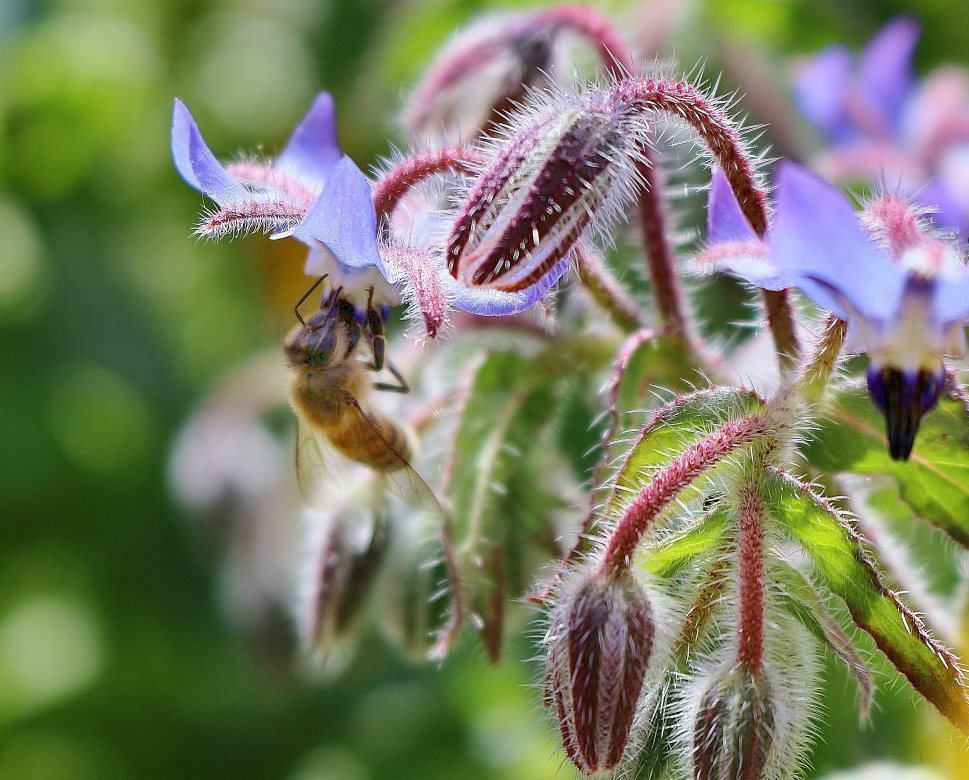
171 94 392 304
701 161 969 459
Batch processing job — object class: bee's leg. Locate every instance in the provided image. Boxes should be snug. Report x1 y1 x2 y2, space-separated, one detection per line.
365 288 386 373
293 275 328 325
341 298 363 359
374 363 409 394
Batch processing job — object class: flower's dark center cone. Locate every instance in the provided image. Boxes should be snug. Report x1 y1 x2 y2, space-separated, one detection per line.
866 366 944 460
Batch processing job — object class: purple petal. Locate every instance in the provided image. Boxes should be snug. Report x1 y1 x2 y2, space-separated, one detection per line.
445 257 570 316
859 16 920 130
290 156 387 279
171 99 241 206
770 161 906 321
708 168 759 244
793 47 853 141
275 92 342 192
916 176 969 236
696 242 789 291
933 274 969 323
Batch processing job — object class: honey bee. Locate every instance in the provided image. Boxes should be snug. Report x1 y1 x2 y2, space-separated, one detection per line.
284 284 438 508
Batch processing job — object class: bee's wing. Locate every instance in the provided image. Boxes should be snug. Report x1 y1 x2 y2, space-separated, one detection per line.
295 418 341 509
345 397 446 517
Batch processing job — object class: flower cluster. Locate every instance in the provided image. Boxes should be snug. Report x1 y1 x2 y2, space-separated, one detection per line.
794 16 969 235
170 5 969 779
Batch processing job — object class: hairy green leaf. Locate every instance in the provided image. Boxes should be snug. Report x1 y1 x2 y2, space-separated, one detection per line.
773 560 874 718
441 350 564 660
642 507 729 578
765 469 969 733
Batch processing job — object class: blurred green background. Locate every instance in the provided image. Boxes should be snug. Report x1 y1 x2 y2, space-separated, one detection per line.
0 0 966 777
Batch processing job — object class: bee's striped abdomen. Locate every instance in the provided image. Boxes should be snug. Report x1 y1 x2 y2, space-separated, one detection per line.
329 406 414 472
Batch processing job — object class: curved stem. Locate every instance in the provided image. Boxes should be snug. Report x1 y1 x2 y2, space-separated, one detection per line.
600 413 770 576
608 77 801 371
372 146 480 224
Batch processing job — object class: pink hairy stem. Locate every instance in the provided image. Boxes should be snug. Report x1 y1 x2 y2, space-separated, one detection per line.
608 77 801 370
199 200 307 236
372 146 481 225
600 413 770 576
737 479 766 673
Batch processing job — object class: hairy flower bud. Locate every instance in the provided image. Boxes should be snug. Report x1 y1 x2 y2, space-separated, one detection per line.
445 87 649 309
299 508 390 653
692 667 775 780
544 571 655 774
405 10 558 143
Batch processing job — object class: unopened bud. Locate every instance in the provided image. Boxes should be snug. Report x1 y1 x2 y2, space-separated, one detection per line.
693 667 775 780
405 11 558 143
446 87 649 302
545 571 654 774
299 508 390 652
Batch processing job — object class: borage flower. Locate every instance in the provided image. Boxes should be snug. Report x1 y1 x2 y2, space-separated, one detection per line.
699 161 969 459
793 16 969 235
171 93 396 313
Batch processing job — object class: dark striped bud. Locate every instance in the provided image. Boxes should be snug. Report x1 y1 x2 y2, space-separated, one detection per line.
693 667 775 780
545 571 654 774
446 87 650 304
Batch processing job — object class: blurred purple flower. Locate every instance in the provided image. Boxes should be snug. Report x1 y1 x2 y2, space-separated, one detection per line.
793 17 969 236
701 162 969 458
171 94 391 298
794 17 919 144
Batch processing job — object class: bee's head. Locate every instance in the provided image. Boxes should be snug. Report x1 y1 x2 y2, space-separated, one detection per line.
284 309 347 369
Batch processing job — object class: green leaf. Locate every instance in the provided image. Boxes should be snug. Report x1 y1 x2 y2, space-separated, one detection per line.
804 388 969 548
765 469 969 733
641 507 729 578
602 386 764 520
772 560 873 718
441 351 564 660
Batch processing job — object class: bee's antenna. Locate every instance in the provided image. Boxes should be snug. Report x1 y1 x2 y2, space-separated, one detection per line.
293 274 328 326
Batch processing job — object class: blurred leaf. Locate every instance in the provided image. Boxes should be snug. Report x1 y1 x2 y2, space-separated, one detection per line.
441 351 564 660
804 389 969 548
766 469 969 734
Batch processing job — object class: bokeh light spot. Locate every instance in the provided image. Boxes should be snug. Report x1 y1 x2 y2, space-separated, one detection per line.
49 364 153 476
0 596 102 716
